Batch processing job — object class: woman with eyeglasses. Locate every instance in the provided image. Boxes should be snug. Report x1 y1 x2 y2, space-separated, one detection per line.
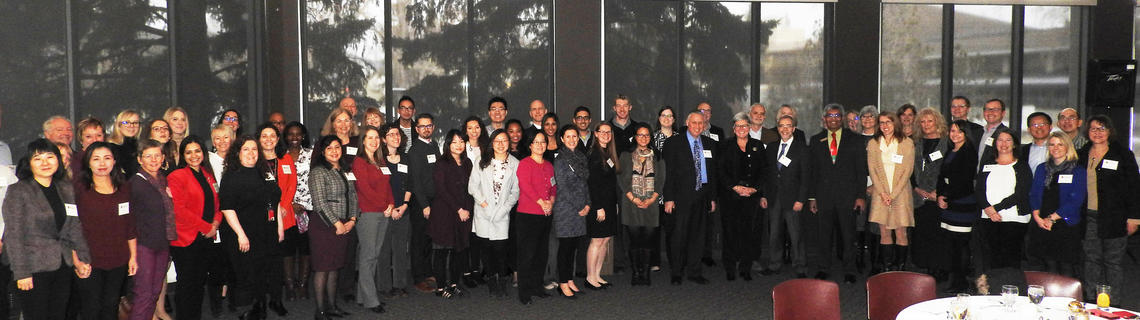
377 123 412 298
619 124 664 285
75 141 138 320
144 119 177 175
1077 115 1140 300
585 123 622 288
109 110 142 176
649 106 677 271
218 109 243 135
128 139 177 320
717 113 765 281
867 111 915 272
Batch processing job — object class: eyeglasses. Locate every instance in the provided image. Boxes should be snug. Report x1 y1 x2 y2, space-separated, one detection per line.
224 116 238 122
1058 116 1079 121
574 116 590 120
416 124 434 129
489 107 506 111
398 105 414 110
733 124 749 128
151 126 170 131
119 121 140 127
596 130 612 134
1029 123 1049 128
824 114 843 118
698 109 711 114
1089 126 1107 133
659 114 674 118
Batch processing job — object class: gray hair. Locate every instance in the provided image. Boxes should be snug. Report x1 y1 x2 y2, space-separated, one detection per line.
777 115 798 127
821 103 844 118
732 111 750 123
859 105 879 117
42 115 70 133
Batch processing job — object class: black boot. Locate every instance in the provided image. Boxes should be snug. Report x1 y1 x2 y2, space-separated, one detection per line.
207 284 224 318
486 274 500 297
641 249 653 286
871 244 887 275
894 245 909 271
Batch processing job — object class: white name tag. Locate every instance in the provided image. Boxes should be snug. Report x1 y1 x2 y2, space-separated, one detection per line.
345 172 357 181
944 177 950 185
1102 159 1119 170
214 233 221 244
66 203 79 217
891 154 904 164
281 165 292 175
397 163 409 173
703 150 713 158
867 176 873 187
426 154 436 163
606 159 614 168
345 146 358 155
709 134 719 142
1058 174 1073 184
985 137 994 147
266 172 276 181
929 150 943 161
778 156 792 167
118 202 130 216
381 167 392 175
554 152 559 158
550 177 556 186
982 164 996 172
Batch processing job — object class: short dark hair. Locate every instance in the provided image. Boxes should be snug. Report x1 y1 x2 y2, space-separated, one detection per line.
312 135 348 170
16 139 67 181
985 98 1006 111
1085 115 1115 141
518 129 545 159
897 104 916 116
415 113 434 123
574 106 591 117
398 95 415 107
488 96 507 110
137 138 165 156
379 123 405 158
1026 112 1052 125
951 96 971 107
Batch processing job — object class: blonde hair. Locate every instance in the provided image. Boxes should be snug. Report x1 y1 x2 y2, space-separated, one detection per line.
321 108 358 137
108 109 140 144
1049 131 1079 163
916 107 947 138
163 107 190 139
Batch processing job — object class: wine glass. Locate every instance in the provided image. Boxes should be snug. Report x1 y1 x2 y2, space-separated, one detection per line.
1097 285 1111 311
949 293 970 320
1027 285 1045 315
1001 285 1019 311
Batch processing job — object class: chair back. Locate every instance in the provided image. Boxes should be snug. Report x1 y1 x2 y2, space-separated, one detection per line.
772 279 840 320
1024 271 1083 301
866 271 937 320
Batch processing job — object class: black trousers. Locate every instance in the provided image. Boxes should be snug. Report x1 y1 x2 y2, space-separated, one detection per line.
432 248 467 288
977 219 1027 271
171 235 227 320
480 238 509 277
626 226 656 250
18 266 72 320
813 205 857 273
409 204 433 282
467 232 483 275
557 236 581 282
668 191 711 277
514 213 551 298
938 229 972 284
77 265 128 320
0 262 10 320
721 195 761 273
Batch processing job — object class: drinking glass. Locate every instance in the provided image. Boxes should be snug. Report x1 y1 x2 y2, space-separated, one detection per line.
949 293 970 320
1001 285 1019 311
1097 285 1111 311
1027 285 1045 314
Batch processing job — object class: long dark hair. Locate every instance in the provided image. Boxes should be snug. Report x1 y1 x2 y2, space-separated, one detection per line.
442 129 468 162
592 122 620 173
255 122 286 158
357 125 386 167
480 129 508 169
463 116 489 150
949 120 975 148
179 135 215 178
379 123 405 158
78 141 127 190
16 138 67 181
312 135 349 170
223 135 268 178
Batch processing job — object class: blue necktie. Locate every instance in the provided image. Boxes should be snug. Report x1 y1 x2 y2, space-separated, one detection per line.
778 143 787 171
692 139 702 190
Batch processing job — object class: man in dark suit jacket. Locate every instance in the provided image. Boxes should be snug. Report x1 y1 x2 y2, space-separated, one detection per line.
807 104 867 284
406 113 441 291
759 115 810 277
662 111 719 285
976 99 1013 168
748 103 779 145
949 96 984 146
522 100 546 138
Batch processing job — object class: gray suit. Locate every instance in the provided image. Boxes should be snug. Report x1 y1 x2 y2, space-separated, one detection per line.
2 179 90 280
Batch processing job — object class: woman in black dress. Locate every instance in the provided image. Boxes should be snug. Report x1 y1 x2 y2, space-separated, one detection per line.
585 122 621 289
218 135 282 319
427 130 475 298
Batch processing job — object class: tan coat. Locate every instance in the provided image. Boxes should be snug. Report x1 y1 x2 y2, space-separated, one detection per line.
867 136 915 229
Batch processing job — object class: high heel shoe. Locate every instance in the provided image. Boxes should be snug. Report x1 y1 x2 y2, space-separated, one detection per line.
584 280 606 290
557 284 577 300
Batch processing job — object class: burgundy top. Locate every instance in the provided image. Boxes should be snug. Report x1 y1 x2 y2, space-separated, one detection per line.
75 182 138 270
427 156 474 249
516 157 556 215
352 156 394 212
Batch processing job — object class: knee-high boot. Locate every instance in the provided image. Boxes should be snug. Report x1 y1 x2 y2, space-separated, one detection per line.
894 245 909 272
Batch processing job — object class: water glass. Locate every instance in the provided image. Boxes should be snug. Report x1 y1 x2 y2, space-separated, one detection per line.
1001 285 1019 311
949 294 970 320
1027 285 1045 314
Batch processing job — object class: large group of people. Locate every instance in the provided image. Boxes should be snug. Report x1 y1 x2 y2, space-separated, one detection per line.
0 93 1137 320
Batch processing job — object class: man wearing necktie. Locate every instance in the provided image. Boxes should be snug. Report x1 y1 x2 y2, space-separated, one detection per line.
807 104 867 284
662 111 719 285
760 115 810 277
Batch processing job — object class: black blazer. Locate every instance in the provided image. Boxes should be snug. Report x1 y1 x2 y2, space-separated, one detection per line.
977 123 1011 167
662 133 719 206
974 159 1032 217
937 143 979 211
1078 142 1140 239
2 179 91 280
807 128 867 211
679 125 727 143
961 121 984 149
763 138 810 208
407 137 441 209
717 137 766 200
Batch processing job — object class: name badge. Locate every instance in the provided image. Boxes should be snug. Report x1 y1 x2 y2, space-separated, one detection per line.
118 202 130 216
982 164 995 172
554 152 559 158
891 154 904 164
214 233 221 244
1102 159 1119 170
702 150 713 158
397 163 409 173
345 172 357 181
66 203 79 217
281 165 292 175
606 159 614 168
778 156 792 167
381 167 392 175
985 137 994 147
867 176 873 187
929 150 943 161
345 146 358 155
628 136 633 142
266 173 276 181
944 177 950 185
709 133 719 142
1058 174 1073 184
426 154 437 163
550 177 556 186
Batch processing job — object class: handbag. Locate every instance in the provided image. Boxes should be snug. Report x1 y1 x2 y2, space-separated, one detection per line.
296 210 310 233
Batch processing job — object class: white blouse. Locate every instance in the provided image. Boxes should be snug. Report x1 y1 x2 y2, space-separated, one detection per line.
982 161 1030 223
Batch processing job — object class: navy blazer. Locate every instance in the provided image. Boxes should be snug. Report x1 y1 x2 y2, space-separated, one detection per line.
763 138 810 209
1029 162 1086 226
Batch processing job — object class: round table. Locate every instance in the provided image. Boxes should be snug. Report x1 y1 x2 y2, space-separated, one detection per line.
897 295 1137 320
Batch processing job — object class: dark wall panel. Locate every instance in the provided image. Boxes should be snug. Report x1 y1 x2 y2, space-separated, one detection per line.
555 0 601 120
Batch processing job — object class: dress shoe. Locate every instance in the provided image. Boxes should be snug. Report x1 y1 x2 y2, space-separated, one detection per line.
535 291 551 299
600 282 612 288
414 281 435 293
795 272 808 279
814 271 830 280
671 276 683 285
327 306 350 317
368 306 386 313
686 276 710 285
584 281 606 290
725 271 736 281
268 300 289 316
314 311 332 320
462 273 479 288
740 270 753 281
844 274 856 284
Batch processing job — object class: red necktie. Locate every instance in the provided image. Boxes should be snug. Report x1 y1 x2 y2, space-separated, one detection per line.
830 131 838 159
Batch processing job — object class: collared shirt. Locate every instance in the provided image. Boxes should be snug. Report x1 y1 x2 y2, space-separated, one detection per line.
978 123 1000 161
580 133 592 146
825 128 843 155
686 133 708 185
531 122 542 130
1027 141 1048 175
749 127 765 141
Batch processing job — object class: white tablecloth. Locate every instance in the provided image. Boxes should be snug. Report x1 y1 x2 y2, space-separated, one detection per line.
897 295 1136 320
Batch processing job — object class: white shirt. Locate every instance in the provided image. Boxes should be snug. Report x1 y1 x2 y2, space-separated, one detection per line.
983 161 1030 223
749 127 765 141
1027 141 1048 175
0 165 17 238
209 151 226 186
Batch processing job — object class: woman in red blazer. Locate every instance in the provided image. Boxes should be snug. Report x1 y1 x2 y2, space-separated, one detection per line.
167 135 224 320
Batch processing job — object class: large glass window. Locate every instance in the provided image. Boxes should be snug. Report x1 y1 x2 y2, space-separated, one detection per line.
760 2 824 133
953 5 1012 125
604 0 680 126
1021 6 1079 143
0 1 70 153
303 0 386 127
682 1 752 127
175 0 253 137
880 4 942 113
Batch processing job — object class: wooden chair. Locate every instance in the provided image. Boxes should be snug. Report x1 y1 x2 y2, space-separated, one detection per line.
772 279 840 320
866 271 937 320
1024 271 1083 301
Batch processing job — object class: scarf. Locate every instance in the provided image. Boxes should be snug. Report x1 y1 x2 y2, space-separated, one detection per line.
1044 159 1076 188
138 171 177 241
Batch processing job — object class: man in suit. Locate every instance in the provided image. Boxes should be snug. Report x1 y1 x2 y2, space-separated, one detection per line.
976 99 1011 167
609 94 643 154
807 103 866 284
662 111 719 285
406 113 441 292
524 100 546 135
1020 112 1052 175
776 105 807 142
760 115 810 278
949 96 984 145
748 103 779 145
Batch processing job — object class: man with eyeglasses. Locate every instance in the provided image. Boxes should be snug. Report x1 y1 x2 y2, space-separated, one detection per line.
573 106 595 150
949 95 984 145
976 98 1012 168
1057 108 1087 149
268 112 286 133
486 96 508 135
1021 112 1052 175
748 103 778 145
396 96 417 151
806 103 866 284
406 113 441 293
776 105 807 142
609 94 643 154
